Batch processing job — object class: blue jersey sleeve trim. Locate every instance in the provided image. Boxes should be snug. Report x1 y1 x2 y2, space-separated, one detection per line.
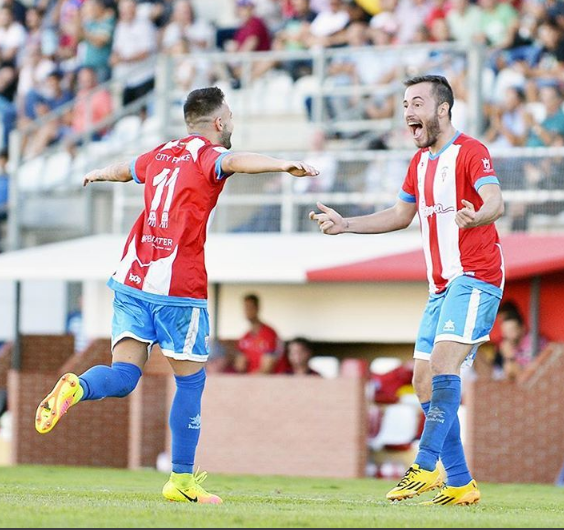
475 176 500 191
214 151 232 181
399 189 416 203
130 158 141 184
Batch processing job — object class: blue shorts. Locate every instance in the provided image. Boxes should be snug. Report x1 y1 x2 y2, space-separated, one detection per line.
414 275 502 365
111 291 210 362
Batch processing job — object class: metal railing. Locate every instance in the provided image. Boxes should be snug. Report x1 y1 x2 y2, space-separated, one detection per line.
111 147 564 235
9 42 564 248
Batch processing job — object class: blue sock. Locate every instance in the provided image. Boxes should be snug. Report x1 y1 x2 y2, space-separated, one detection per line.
79 362 142 401
415 375 461 472
420 400 472 487
170 369 206 475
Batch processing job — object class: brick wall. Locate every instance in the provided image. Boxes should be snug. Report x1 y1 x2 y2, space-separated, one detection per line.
465 343 564 484
10 337 131 467
164 374 368 478
8 336 171 469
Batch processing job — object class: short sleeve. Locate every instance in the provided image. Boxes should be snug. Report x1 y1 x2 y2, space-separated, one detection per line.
263 327 281 356
399 155 418 203
131 143 167 184
465 141 500 191
198 145 234 184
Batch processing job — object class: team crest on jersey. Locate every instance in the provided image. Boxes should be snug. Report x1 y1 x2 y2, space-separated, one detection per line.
440 166 448 182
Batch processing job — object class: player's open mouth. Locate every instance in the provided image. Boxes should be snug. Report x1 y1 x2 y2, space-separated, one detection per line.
408 122 423 139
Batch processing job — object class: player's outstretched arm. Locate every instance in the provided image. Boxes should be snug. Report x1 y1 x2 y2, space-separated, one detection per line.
221 152 319 177
83 162 133 187
310 200 417 235
455 183 504 229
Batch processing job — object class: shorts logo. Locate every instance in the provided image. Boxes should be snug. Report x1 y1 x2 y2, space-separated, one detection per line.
128 273 142 285
443 319 455 332
188 414 201 430
427 407 446 424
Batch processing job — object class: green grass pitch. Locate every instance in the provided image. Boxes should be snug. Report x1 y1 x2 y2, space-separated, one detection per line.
1 466 563 528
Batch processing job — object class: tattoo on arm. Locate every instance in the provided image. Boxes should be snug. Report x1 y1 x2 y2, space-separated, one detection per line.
105 162 133 182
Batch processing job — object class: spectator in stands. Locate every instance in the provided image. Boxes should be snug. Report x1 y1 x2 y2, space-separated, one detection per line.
54 0 85 63
226 0 272 53
110 0 157 106
1 0 26 25
475 0 518 49
161 0 214 54
294 128 338 229
395 0 431 44
0 149 8 223
262 0 317 80
485 85 527 148
224 0 272 84
69 66 113 141
23 69 72 121
21 70 73 157
494 312 549 380
77 0 116 82
234 293 283 374
323 21 376 121
280 0 318 47
135 0 174 28
20 7 45 60
525 84 564 147
446 0 482 47
287 337 320 375
0 5 26 63
0 62 17 150
307 0 349 48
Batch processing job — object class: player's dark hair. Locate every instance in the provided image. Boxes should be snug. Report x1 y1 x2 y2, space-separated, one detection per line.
183 87 226 126
504 313 525 327
404 75 454 120
288 337 313 353
498 300 522 321
244 293 260 308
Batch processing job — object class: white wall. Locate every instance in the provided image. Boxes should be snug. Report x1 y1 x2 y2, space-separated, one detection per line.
81 280 429 344
0 280 67 341
216 283 429 342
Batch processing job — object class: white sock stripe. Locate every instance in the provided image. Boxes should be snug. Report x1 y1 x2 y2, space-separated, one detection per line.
463 288 481 341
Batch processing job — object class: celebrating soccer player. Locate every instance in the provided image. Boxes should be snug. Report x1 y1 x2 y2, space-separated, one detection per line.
35 87 318 504
310 75 504 506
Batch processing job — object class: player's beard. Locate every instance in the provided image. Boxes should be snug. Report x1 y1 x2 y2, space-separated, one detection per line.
418 112 441 149
220 129 232 150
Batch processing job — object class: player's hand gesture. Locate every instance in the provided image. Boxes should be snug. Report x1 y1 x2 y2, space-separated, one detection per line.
83 169 102 187
456 199 480 228
309 202 348 235
282 161 319 177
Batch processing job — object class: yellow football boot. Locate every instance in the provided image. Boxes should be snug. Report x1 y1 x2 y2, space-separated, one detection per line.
420 480 481 506
386 464 443 502
35 373 83 434
162 470 223 505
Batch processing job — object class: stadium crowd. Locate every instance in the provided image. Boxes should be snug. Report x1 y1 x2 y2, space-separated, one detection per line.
2 0 564 240
2 0 564 154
